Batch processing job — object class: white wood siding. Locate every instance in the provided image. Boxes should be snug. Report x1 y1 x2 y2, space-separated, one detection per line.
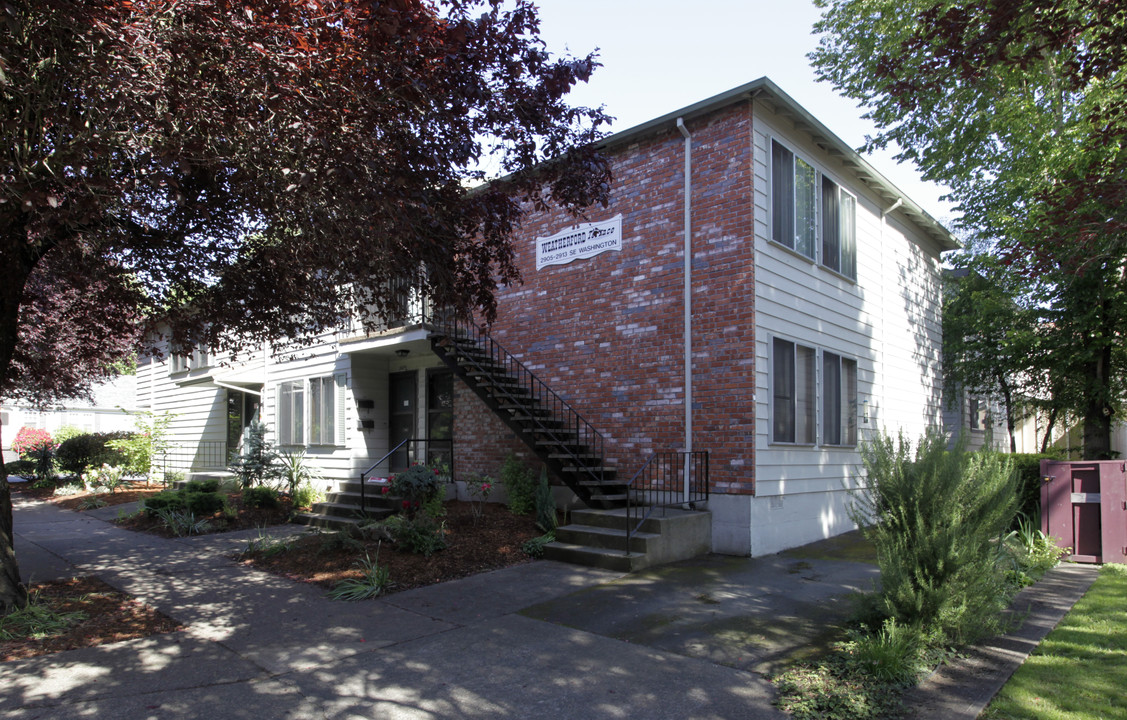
750 102 946 552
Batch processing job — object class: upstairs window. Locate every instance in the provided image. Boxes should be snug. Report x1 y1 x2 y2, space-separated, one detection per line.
823 352 858 446
821 176 857 279
170 346 209 374
771 139 857 279
772 141 817 258
772 338 816 444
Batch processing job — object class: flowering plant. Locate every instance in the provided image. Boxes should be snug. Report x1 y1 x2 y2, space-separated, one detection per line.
388 463 443 519
463 473 494 524
12 427 56 458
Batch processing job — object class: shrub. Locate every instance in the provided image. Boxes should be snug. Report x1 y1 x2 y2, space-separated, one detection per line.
852 431 1019 644
142 487 224 517
383 515 447 556
243 485 281 509
56 432 131 474
185 478 220 493
228 421 283 488
1007 453 1058 525
520 531 555 558
81 464 126 493
153 507 212 537
105 412 173 479
182 490 225 516
12 427 55 459
327 549 393 601
4 460 36 477
500 454 535 515
464 473 494 524
279 450 320 497
389 463 443 518
291 482 322 509
533 466 557 533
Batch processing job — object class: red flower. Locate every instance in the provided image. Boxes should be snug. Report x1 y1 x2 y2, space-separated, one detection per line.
381 486 390 495
402 500 410 509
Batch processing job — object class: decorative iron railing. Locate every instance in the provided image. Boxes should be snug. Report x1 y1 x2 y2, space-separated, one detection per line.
432 312 609 492
625 450 709 553
152 441 229 482
358 438 453 514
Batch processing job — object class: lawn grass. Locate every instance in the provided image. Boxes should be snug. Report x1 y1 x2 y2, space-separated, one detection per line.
981 564 1127 720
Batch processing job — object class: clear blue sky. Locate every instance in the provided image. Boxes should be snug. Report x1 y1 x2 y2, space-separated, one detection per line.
534 0 956 225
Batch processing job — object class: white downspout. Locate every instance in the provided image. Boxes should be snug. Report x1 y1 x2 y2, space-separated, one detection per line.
677 117 692 503
877 197 903 437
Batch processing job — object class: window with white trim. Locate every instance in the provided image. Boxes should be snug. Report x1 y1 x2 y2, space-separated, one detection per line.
772 337 816 444
170 346 209 374
277 380 304 446
771 139 857 279
823 351 858 446
309 376 337 445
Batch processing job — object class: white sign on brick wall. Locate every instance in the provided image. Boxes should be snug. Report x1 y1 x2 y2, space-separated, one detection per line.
535 215 622 270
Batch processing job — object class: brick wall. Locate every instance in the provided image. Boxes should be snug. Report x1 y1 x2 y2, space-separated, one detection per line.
455 101 757 495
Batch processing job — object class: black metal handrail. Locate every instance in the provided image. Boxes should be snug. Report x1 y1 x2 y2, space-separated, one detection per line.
625 450 709 554
432 312 608 491
358 438 453 514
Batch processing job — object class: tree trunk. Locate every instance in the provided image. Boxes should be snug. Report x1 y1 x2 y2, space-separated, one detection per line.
0 251 36 616
0 442 29 615
997 375 1017 453
1040 407 1059 454
1081 341 1115 460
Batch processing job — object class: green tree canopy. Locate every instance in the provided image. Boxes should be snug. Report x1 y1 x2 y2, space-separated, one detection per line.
812 0 1127 458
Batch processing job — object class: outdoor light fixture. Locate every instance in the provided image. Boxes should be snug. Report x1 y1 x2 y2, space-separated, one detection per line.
395 348 410 357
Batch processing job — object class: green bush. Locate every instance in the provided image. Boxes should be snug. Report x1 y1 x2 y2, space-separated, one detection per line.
533 465 557 533
520 531 555 558
142 490 183 516
500 453 536 515
4 460 36 477
852 432 1018 645
1008 453 1058 524
291 482 322 509
142 487 225 517
56 432 131 474
243 485 280 509
389 464 443 517
383 515 447 556
185 478 220 493
183 490 225 516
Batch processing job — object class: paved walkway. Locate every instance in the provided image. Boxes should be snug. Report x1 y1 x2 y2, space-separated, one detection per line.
5 496 1098 719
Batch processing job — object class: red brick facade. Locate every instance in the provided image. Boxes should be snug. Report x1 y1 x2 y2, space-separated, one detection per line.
453 102 757 495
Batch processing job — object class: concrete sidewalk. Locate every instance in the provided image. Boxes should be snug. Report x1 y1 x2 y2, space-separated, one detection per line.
4 496 1099 719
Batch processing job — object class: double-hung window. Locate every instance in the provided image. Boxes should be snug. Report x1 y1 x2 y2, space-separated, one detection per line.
822 352 858 446
170 346 209 374
771 139 857 279
772 338 816 444
277 375 347 446
277 381 305 446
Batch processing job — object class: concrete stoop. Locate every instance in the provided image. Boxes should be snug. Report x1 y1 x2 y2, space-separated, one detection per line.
292 480 394 531
544 506 712 572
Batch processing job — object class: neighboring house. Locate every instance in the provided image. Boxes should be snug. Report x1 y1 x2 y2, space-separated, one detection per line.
2 374 139 453
943 387 1008 452
137 77 957 557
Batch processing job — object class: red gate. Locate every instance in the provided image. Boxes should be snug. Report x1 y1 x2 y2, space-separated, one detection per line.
1040 459 1127 564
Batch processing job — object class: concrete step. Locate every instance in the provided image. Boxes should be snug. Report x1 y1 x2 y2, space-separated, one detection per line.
542 542 649 573
543 506 712 573
555 524 658 554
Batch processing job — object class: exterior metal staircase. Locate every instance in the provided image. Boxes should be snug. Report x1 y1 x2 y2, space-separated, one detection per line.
429 314 630 509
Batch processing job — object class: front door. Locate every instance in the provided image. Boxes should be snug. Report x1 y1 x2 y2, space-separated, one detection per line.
388 371 417 471
226 389 262 460
426 369 454 473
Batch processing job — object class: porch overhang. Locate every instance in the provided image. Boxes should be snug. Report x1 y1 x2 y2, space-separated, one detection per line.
339 327 432 357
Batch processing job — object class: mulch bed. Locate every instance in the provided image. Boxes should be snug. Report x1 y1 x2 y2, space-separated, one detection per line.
0 577 182 663
241 500 544 593
114 492 295 537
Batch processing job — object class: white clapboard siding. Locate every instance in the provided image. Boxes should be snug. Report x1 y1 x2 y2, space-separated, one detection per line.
752 103 945 515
